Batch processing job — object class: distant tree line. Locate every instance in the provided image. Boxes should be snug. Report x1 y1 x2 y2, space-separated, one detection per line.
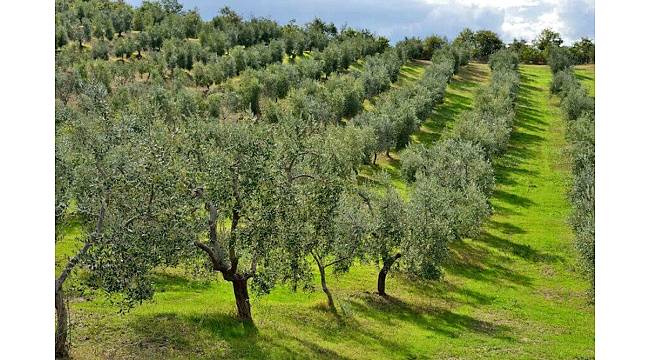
508 28 595 65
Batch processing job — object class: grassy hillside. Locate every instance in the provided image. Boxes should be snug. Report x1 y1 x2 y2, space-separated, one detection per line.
58 64 595 359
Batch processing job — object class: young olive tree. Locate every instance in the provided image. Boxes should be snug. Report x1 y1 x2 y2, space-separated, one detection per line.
268 117 370 311
363 183 407 296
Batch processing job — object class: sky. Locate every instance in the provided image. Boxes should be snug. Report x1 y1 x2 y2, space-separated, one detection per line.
126 0 595 44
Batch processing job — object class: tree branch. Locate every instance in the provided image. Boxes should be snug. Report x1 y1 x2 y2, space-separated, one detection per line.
194 241 229 273
290 174 315 182
56 196 107 292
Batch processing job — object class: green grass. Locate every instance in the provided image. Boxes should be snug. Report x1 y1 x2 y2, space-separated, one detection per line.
58 64 594 359
574 64 595 97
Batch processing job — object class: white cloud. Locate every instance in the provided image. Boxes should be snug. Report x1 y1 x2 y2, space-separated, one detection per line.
419 0 594 43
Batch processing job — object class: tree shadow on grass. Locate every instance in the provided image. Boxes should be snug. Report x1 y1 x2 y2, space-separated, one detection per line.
285 302 423 359
446 239 533 288
401 64 425 76
477 232 564 264
391 275 497 308
488 219 526 234
460 63 490 84
348 293 514 341
492 189 535 208
129 312 266 359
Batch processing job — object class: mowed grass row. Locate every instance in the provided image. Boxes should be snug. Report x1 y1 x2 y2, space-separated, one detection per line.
574 64 595 97
59 64 595 359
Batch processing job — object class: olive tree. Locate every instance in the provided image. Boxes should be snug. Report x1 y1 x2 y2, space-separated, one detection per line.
55 81 189 357
403 172 490 280
70 18 92 49
547 45 572 74
363 183 407 296
180 117 280 321
111 4 133 37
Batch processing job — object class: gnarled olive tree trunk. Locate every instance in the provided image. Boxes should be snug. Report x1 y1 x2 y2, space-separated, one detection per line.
55 288 68 358
55 203 104 357
377 253 401 296
232 277 252 320
194 202 256 322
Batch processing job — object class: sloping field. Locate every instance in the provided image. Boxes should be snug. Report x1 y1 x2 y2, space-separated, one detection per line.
59 64 595 359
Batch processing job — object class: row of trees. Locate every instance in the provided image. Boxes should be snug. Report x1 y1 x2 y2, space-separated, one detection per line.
353 47 459 162
56 0 284 50
397 49 520 279
239 43 404 124
197 33 386 100
549 58 595 298
451 50 520 159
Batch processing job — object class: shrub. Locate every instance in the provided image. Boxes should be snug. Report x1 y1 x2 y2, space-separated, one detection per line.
561 85 594 121
547 46 572 73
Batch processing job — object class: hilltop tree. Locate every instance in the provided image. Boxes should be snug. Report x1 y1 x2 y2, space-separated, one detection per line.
534 28 563 51
570 38 595 64
473 30 504 61
161 0 184 14
422 35 446 59
452 28 475 57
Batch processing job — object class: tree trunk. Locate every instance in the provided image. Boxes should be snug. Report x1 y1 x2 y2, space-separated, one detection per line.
316 259 335 311
55 289 68 359
377 253 401 296
386 149 392 159
373 153 377 165
232 278 252 321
